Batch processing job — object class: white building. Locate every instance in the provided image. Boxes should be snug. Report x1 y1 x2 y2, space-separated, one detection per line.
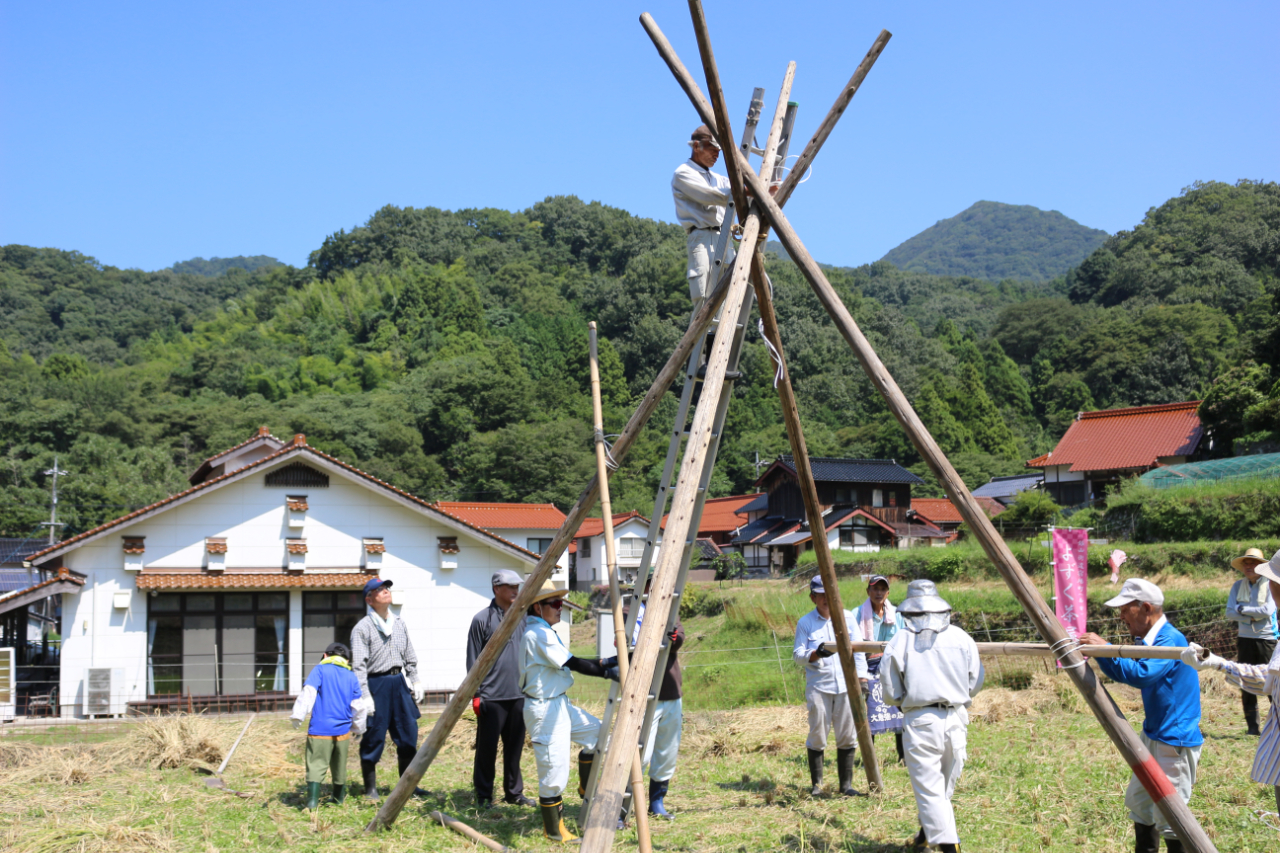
25 431 545 717
572 512 655 590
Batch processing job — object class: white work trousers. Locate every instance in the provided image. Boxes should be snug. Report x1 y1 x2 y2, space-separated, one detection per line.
642 698 683 782
903 706 968 845
1126 731 1200 840
523 694 601 798
806 689 857 751
687 230 735 308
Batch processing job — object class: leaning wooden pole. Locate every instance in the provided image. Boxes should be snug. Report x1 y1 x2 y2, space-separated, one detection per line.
580 217 762 852
644 13 1217 852
750 251 881 792
428 811 516 853
588 322 653 851
366 261 736 832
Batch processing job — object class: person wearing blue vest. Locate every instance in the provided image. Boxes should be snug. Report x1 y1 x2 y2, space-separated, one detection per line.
1227 548 1277 736
289 642 369 810
1081 578 1202 853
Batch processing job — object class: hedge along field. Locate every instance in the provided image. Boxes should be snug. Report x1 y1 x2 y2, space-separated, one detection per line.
1096 475 1280 543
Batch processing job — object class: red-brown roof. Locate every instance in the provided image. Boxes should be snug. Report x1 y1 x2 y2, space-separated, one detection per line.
1025 401 1203 473
136 572 368 590
433 502 568 530
576 511 650 539
662 493 762 534
188 426 286 484
910 497 1007 527
28 433 538 565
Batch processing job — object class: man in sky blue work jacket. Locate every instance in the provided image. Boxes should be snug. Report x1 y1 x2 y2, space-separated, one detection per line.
1081 578 1202 853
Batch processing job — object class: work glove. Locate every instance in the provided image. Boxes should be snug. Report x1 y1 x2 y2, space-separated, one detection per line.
290 716 303 730
364 695 376 716
411 681 425 704
601 656 619 669
1179 642 1226 671
815 642 836 658
473 697 482 715
860 678 871 696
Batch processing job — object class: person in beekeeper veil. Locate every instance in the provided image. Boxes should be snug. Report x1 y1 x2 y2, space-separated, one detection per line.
879 580 984 853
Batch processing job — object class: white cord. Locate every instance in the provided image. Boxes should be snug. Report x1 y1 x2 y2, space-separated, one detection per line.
758 319 783 389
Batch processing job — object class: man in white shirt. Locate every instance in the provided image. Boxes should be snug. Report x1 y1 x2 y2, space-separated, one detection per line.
672 124 734 309
880 580 984 853
792 575 868 798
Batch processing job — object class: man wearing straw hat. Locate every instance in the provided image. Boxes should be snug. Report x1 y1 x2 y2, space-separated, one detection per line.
793 575 868 798
879 579 984 853
1182 550 1280 821
1226 548 1277 736
1081 578 1202 853
519 580 619 842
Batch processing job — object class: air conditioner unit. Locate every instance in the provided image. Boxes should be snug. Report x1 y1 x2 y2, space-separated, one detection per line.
0 648 14 722
84 667 126 717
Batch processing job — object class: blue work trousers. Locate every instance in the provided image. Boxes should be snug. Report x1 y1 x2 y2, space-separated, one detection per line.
359 672 421 764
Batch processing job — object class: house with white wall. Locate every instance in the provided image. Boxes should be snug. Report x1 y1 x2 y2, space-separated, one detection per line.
572 512 655 590
431 502 570 586
25 431 542 718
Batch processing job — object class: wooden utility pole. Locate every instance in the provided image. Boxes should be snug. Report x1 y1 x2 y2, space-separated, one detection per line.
642 9 1217 848
588 322 653 851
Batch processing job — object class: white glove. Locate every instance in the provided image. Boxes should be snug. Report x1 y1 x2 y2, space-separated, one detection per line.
1179 643 1225 671
364 694 376 716
412 681 425 704
290 717 303 730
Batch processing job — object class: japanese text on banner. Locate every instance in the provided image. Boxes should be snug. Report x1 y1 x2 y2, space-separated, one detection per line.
1052 528 1089 639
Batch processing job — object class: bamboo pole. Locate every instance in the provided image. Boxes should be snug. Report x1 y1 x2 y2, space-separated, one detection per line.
428 811 515 853
588 322 653 850
640 16 1217 850
366 256 737 832
579 214 762 852
848 641 1193 661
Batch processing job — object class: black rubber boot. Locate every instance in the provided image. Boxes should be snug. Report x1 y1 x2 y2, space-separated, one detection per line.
1245 700 1262 736
806 748 824 796
910 826 929 850
539 796 579 843
896 731 906 763
1134 822 1159 853
649 778 672 819
577 750 594 799
939 844 960 853
361 760 380 802
332 781 347 805
1165 839 1184 853
836 747 859 796
305 781 321 811
398 750 429 798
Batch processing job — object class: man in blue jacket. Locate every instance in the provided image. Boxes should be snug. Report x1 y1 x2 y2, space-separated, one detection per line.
1081 578 1202 853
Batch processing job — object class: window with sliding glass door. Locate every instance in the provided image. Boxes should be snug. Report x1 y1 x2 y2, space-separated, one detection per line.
302 591 365 681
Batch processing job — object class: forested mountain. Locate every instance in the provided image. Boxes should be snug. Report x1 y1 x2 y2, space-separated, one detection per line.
0 180 1274 537
170 255 282 276
881 201 1109 282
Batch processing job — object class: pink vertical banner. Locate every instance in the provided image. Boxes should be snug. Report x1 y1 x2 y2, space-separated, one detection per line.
1052 528 1089 639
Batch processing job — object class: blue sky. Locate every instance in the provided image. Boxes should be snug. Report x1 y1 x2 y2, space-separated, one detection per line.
1 1 1276 272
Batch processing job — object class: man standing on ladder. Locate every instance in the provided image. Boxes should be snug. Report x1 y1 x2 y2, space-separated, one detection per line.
793 575 868 798
672 123 734 313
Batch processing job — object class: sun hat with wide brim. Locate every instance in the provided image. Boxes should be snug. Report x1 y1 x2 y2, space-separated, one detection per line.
1232 547 1268 571
898 579 951 614
527 581 584 612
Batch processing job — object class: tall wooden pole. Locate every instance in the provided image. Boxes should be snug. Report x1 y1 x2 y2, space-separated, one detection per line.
366 255 737 832
640 17 1217 850
580 215 762 852
588 322 653 851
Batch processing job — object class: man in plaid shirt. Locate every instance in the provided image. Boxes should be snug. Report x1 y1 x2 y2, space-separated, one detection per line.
352 578 428 802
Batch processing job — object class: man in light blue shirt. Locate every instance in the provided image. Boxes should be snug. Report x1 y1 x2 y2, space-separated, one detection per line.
793 575 867 797
1228 548 1278 736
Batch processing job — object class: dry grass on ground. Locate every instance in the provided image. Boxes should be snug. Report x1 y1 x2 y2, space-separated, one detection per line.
2 665 1278 852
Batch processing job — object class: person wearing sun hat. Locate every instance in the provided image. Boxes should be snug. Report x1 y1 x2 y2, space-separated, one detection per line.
1182 550 1280 820
1081 578 1202 853
1226 547 1277 736
519 580 619 842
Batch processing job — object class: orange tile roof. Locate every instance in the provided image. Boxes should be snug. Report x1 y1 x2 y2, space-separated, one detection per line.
575 511 650 539
662 493 762 533
28 432 538 565
433 502 568 530
188 426 286 484
909 498 964 525
136 572 369 590
1025 401 1203 473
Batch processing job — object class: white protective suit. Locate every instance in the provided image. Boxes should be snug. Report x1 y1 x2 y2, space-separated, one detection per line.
879 616 984 846
519 615 601 798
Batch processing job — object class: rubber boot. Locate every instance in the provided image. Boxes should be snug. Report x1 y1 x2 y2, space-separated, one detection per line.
807 748 824 796
305 781 321 811
939 844 960 853
910 826 930 850
398 750 429 798
361 760 381 803
332 781 347 805
577 750 594 799
896 731 906 763
539 796 579 843
1134 822 1159 853
1165 839 1184 853
836 747 860 796
1245 700 1262 736
649 778 673 820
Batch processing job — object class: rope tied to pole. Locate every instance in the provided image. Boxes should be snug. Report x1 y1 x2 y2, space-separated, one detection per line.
1050 635 1087 670
757 318 783 388
594 428 622 471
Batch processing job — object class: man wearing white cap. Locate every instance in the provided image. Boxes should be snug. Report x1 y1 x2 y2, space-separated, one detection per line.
1226 548 1277 736
1081 578 1202 853
879 579 984 853
792 575 867 798
1181 551 1280 822
672 124 734 310
466 569 534 809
